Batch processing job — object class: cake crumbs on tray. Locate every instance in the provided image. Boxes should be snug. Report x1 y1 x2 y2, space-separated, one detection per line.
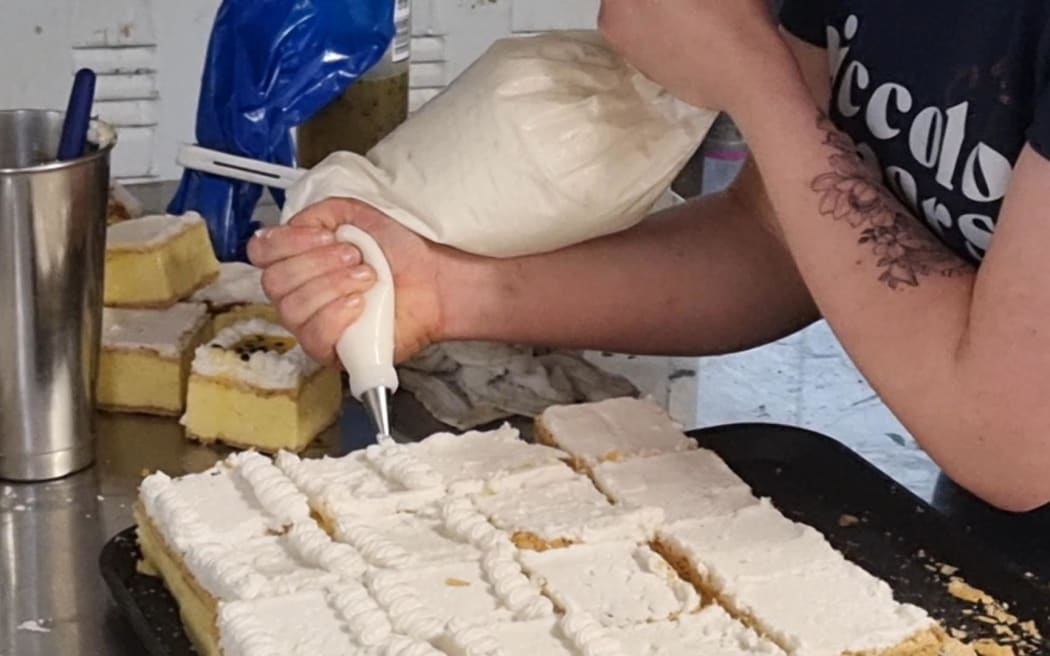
837 513 861 527
973 639 1016 656
942 575 1044 655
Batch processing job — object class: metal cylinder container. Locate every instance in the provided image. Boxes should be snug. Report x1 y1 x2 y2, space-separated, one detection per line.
0 109 114 481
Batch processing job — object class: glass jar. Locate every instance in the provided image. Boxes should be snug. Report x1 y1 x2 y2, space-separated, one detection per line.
297 0 411 167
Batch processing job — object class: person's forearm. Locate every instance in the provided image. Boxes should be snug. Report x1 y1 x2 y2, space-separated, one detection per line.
733 61 1050 510
438 181 817 355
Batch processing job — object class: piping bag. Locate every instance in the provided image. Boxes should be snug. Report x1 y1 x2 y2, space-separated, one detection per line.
178 145 397 443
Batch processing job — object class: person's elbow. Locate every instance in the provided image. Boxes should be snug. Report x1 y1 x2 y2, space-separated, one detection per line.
943 426 1050 513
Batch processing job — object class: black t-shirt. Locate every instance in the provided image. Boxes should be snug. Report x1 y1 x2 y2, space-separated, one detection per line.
779 1 1050 264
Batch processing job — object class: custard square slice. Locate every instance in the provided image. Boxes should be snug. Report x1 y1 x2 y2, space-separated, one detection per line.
471 462 663 550
136 452 367 655
654 499 941 656
592 449 759 523
104 212 220 308
218 584 441 656
536 397 696 471
181 320 342 452
190 261 279 332
97 303 210 416
405 425 569 493
518 541 700 627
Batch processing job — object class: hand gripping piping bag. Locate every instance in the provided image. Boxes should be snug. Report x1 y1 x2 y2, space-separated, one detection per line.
168 0 394 262
281 31 718 257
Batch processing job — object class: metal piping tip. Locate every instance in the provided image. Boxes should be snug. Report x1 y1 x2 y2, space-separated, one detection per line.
361 387 392 441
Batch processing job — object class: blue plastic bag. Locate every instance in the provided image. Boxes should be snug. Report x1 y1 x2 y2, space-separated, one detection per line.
168 0 394 262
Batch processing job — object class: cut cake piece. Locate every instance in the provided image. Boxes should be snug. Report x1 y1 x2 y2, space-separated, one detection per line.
366 497 554 642
97 303 210 416
518 540 700 627
218 584 443 656
136 452 367 656
104 212 220 308
470 462 663 550
405 424 569 493
190 261 279 332
181 320 342 452
654 499 943 656
592 449 760 523
536 396 696 471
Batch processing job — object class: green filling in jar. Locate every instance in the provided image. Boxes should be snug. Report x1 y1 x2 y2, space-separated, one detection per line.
297 71 409 167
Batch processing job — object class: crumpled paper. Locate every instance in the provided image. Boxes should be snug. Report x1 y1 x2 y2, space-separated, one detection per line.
398 342 638 430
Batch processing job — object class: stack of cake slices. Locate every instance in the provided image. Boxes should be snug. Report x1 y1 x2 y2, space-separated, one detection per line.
137 397 957 656
98 213 341 452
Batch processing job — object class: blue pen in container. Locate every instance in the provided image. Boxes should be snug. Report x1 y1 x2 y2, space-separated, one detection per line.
57 68 97 161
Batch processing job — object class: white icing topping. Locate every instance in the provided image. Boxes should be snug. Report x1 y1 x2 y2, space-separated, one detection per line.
479 538 555 620
334 519 416 569
365 443 443 490
384 635 446 656
277 450 444 519
610 605 785 655
473 464 664 546
560 605 627 656
366 570 447 641
592 449 758 523
229 451 312 527
219 602 283 656
107 212 204 250
657 500 933 655
219 586 395 656
408 425 567 493
139 471 212 552
327 582 393 646
191 261 269 309
440 497 554 620
518 542 700 627
101 303 209 357
191 320 321 391
333 512 479 569
441 618 508 656
540 397 696 467
285 522 367 579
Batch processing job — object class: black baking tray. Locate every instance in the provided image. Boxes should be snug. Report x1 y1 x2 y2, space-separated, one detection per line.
101 423 1050 655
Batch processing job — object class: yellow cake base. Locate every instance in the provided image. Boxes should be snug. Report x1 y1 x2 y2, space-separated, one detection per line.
105 221 220 308
97 327 208 416
134 505 222 656
182 368 342 453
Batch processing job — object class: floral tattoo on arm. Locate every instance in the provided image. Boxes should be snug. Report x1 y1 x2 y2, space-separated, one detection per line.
811 114 971 289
